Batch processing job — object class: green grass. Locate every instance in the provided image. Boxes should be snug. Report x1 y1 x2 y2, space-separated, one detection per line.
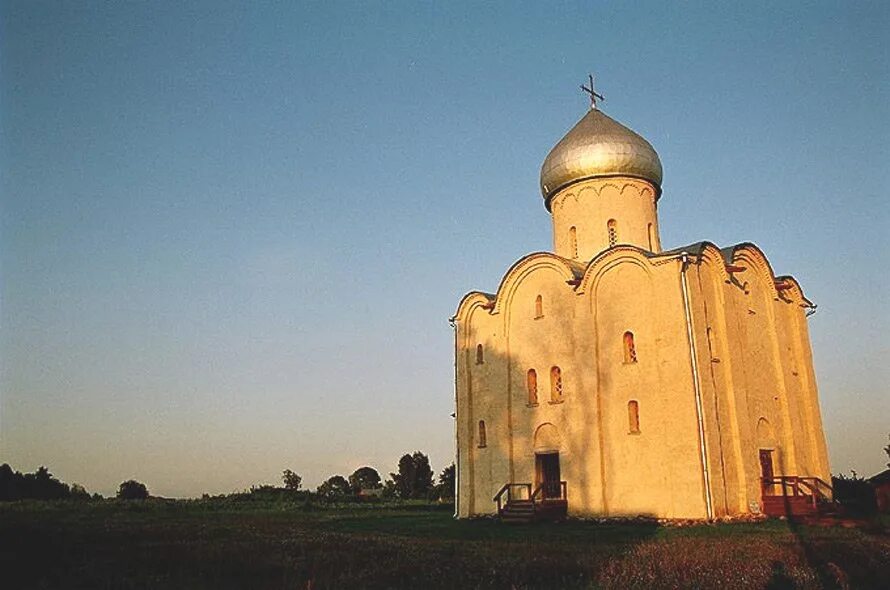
2 500 888 589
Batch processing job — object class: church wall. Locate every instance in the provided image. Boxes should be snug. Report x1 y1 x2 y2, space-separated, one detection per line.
689 250 833 515
455 322 470 518
774 299 812 475
688 257 750 516
731 275 782 506
503 262 601 515
788 301 832 482
456 302 513 517
550 178 660 260
773 290 831 482
592 256 707 518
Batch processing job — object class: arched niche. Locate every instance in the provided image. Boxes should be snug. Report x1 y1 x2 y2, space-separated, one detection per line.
533 423 561 453
756 417 775 448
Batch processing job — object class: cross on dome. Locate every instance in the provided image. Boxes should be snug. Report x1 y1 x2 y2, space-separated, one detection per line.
580 74 604 109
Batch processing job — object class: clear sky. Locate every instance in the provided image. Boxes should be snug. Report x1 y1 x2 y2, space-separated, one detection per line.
1 1 887 497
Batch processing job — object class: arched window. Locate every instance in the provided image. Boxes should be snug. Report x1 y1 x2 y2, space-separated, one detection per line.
477 420 487 448
527 369 538 405
550 366 563 402
475 344 484 365
623 331 637 363
647 223 655 251
628 400 640 433
534 294 543 319
607 219 617 247
569 226 578 259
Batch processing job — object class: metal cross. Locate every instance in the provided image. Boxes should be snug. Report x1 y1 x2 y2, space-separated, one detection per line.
580 74 604 109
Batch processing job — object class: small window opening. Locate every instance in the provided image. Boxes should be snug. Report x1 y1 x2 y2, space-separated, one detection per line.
478 420 487 448
569 226 578 259
647 223 655 251
628 400 640 433
607 219 618 247
475 344 484 365
623 331 637 364
534 294 543 319
527 369 538 405
550 366 563 402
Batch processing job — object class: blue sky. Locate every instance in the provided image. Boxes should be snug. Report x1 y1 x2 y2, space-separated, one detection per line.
2 1 888 496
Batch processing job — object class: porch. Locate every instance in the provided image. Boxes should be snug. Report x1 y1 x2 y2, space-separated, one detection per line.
494 481 568 523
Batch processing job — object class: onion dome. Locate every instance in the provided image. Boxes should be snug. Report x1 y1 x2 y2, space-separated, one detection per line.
540 108 663 209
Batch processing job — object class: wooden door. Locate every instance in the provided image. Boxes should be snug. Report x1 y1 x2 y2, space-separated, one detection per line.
536 453 561 499
759 450 774 496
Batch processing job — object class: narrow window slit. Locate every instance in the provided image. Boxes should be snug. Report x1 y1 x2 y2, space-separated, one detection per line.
623 332 637 364
550 366 563 402
527 369 538 405
628 400 640 433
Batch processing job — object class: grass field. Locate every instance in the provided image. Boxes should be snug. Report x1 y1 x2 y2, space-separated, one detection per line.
2 500 889 589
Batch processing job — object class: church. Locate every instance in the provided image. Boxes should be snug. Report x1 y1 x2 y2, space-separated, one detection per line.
451 83 832 520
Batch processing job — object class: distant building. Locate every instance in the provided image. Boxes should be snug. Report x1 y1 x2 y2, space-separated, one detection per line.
452 93 831 519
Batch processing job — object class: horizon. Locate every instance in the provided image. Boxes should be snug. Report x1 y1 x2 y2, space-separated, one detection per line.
2 1 888 498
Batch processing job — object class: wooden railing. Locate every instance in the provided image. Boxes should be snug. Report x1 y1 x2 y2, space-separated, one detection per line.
530 481 567 503
493 483 532 513
803 477 833 500
495 481 568 513
762 476 833 509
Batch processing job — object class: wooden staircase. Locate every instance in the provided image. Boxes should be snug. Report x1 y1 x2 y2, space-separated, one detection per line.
494 482 568 523
761 476 838 519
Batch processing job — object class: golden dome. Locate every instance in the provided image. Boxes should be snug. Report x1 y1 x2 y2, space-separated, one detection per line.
540 108 662 209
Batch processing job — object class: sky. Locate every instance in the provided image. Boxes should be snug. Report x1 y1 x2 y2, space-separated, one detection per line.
1 1 888 498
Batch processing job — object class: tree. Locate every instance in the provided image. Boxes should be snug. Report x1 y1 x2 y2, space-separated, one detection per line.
0 463 20 501
117 480 149 500
282 469 302 491
381 478 397 499
70 483 91 501
390 451 434 499
412 452 434 499
26 466 70 500
348 466 382 493
0 464 71 501
391 454 416 499
437 463 455 500
832 471 877 516
316 475 351 500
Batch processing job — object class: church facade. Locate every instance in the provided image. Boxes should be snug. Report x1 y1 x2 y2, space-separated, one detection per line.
452 100 831 520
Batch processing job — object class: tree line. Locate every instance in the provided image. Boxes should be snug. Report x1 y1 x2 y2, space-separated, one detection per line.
0 464 95 501
262 451 454 502
0 450 455 503
302 451 455 501
0 464 152 501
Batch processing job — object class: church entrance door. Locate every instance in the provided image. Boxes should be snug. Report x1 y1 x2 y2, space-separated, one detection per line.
535 452 561 499
759 449 774 496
